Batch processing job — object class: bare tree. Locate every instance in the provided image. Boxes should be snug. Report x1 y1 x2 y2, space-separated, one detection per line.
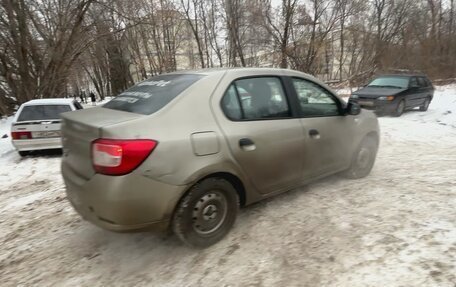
263 0 298 68
0 0 95 105
180 0 206 68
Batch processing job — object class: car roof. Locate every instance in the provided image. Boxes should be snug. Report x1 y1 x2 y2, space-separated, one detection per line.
376 74 427 78
168 67 310 77
168 67 339 100
22 98 75 106
169 67 326 87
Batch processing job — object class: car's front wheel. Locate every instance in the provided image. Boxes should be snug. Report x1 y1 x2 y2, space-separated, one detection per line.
420 98 431 111
394 100 405 117
172 177 239 248
343 136 378 179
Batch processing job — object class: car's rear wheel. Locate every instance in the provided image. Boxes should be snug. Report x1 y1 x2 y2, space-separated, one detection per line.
18 151 29 157
394 100 405 117
343 137 378 179
420 98 431 111
172 177 239 248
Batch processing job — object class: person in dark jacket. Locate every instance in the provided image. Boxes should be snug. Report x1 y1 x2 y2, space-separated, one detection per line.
90 92 96 106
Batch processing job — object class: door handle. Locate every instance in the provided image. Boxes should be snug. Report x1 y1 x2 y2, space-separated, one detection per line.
239 138 256 151
239 138 254 146
309 129 320 139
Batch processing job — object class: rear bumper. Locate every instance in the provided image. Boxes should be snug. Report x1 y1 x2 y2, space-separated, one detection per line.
61 162 189 232
12 138 62 151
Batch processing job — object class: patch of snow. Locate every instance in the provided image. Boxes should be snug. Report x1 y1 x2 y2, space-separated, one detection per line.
1 191 48 212
379 84 456 144
0 116 14 157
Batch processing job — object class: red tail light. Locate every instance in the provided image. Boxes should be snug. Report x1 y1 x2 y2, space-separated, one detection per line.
11 131 32 140
92 139 158 176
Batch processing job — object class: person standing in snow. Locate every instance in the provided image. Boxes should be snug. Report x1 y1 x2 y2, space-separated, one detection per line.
90 92 96 106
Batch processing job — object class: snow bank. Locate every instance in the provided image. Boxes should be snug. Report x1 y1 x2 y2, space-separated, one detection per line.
379 84 456 144
0 116 13 157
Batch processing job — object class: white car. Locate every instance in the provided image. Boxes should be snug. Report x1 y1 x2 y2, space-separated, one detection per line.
11 98 83 156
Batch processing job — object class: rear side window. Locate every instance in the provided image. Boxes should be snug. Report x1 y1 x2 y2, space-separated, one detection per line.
104 74 204 115
221 77 290 121
221 85 243 120
17 105 72 122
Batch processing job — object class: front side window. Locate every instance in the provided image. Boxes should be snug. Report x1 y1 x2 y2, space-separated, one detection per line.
424 78 433 87
417 77 427 87
409 77 419 87
221 77 290 120
292 78 340 117
17 105 72 122
104 74 204 115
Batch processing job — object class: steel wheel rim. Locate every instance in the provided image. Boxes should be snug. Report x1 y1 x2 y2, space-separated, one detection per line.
397 102 405 114
192 190 228 235
424 99 430 109
397 101 405 114
357 147 371 170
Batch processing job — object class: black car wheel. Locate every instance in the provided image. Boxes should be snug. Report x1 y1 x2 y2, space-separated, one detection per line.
419 98 431 111
18 151 29 157
394 100 405 117
173 177 239 248
343 136 378 179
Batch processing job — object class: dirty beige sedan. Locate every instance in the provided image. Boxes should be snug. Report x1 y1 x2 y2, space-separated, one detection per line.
61 68 379 247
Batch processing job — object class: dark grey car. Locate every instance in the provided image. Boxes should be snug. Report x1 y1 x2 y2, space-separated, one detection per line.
350 74 434 116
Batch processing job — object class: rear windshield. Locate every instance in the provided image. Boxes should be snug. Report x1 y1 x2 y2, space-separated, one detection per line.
368 77 409 89
17 105 72 122
103 74 204 115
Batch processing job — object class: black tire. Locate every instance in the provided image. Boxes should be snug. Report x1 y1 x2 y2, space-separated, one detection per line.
18 151 29 157
394 100 405 117
172 177 239 248
419 98 431 111
343 137 378 179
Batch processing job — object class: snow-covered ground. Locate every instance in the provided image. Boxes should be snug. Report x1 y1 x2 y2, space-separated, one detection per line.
0 89 455 286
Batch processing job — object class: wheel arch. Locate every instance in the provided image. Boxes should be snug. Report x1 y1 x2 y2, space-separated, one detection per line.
173 171 247 219
198 172 247 207
365 131 379 147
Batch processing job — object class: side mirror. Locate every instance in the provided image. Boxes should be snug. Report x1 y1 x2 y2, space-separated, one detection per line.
346 101 361 115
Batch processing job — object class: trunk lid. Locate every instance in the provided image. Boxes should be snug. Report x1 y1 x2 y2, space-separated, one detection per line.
61 107 144 180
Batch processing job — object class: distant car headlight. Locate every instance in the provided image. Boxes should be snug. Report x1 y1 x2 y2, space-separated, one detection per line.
350 94 359 99
378 96 395 101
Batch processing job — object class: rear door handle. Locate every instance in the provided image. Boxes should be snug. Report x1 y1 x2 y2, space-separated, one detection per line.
309 129 320 139
239 138 254 146
239 138 256 151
